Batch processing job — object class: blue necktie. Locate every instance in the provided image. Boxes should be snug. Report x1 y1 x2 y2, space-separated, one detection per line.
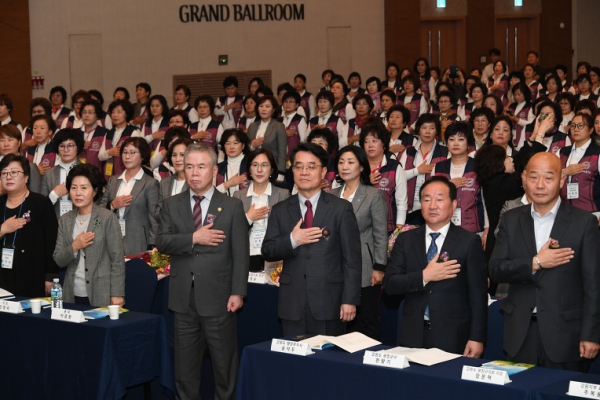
425 232 441 319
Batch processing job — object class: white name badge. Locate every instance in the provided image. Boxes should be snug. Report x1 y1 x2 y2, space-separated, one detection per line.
461 366 511 385
248 271 267 284
363 350 409 369
251 228 266 249
118 219 126 237
51 308 87 323
567 381 600 398
567 183 579 200
1 248 14 269
451 208 462 226
59 200 73 216
0 299 24 314
270 339 313 356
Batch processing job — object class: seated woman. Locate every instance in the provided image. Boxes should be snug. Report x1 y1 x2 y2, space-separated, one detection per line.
346 94 375 146
397 75 429 132
0 125 42 192
61 90 89 130
53 164 125 307
0 154 58 297
330 145 387 339
308 91 345 147
216 128 250 196
330 76 356 124
359 120 407 232
26 115 58 176
387 105 415 159
41 129 84 218
100 137 159 255
232 148 290 272
156 137 192 217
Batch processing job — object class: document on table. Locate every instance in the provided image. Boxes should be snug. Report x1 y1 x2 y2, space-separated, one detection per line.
0 287 14 299
300 332 381 353
384 347 461 366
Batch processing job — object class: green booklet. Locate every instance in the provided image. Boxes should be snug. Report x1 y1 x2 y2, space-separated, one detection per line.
481 360 535 376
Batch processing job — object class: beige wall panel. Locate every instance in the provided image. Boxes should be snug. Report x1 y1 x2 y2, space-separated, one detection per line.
69 34 103 94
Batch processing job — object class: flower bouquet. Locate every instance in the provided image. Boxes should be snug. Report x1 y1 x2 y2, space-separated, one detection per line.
387 225 419 258
138 248 171 278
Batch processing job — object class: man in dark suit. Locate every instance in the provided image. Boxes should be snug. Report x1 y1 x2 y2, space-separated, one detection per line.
490 153 600 371
383 176 488 357
156 143 249 400
262 142 361 336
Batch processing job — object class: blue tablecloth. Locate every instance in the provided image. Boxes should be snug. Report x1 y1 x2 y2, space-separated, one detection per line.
0 300 175 400
236 341 581 400
533 373 600 399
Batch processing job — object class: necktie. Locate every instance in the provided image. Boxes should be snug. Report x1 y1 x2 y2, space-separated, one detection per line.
425 232 441 320
304 200 313 228
193 195 205 230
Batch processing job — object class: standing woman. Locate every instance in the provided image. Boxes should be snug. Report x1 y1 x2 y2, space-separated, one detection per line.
378 89 396 127
506 71 525 105
79 99 109 173
216 128 250 196
22 97 52 146
559 112 600 219
483 94 504 117
53 164 125 307
61 90 89 130
49 86 72 129
458 82 488 121
278 91 308 163
143 94 170 155
523 64 543 101
346 94 375 146
156 137 191 216
382 62 402 93
238 94 258 133
0 154 58 297
590 67 600 95
397 75 429 132
575 74 599 104
506 83 535 149
413 57 433 101
98 99 143 182
330 76 356 124
331 145 387 339
487 61 509 105
26 115 58 176
543 74 563 102
247 95 287 178
0 125 42 193
308 91 345 144
41 129 84 218
100 137 159 255
359 121 408 232
233 148 289 272
388 105 415 159
470 107 495 151
366 77 382 115
247 77 265 96
484 116 515 157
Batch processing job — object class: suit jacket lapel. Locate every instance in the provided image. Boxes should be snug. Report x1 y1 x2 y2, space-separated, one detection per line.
312 191 329 228
87 205 100 233
440 224 459 259
177 189 196 232
415 226 427 269
287 195 302 227
263 120 275 142
351 184 367 214
548 201 571 244
124 174 147 218
519 206 537 256
205 190 224 226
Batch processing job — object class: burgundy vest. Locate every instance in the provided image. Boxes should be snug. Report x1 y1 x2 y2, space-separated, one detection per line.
397 93 424 127
26 143 56 168
373 155 399 232
559 143 600 212
218 95 244 125
309 114 341 137
278 113 304 162
216 159 250 195
507 102 532 147
299 91 313 120
103 125 137 181
143 118 170 152
83 126 108 173
189 119 221 150
404 144 449 211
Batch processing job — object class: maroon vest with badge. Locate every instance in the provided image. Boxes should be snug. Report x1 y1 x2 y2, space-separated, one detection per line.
103 125 137 182
419 76 430 100
404 144 448 211
373 154 399 232
278 113 303 162
189 119 220 151
143 118 169 152
82 126 108 173
218 95 243 125
397 93 424 127
434 158 484 233
26 142 57 168
215 158 250 195
309 114 341 137
54 107 71 130
507 102 532 147
559 143 600 212
333 100 351 124
299 91 313 120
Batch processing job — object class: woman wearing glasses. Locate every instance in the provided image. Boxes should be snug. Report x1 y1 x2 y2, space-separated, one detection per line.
0 154 58 297
559 112 600 221
100 137 159 255
233 148 289 271
0 124 42 193
60 90 89 130
41 129 84 218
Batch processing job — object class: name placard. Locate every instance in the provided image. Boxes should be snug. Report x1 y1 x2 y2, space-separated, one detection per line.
0 299 23 314
270 339 313 356
51 308 87 323
461 366 511 385
248 271 267 284
567 381 600 398
363 350 409 369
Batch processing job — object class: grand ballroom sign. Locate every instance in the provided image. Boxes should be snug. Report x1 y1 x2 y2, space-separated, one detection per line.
179 3 305 22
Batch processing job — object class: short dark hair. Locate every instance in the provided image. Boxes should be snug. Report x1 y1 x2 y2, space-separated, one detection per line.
136 82 151 95
290 142 329 170
223 76 239 88
469 82 489 98
66 163 107 202
49 86 67 104
348 71 362 85
219 128 250 158
120 137 151 166
485 116 514 147
31 114 57 133
71 90 89 108
470 107 495 125
574 99 597 114
0 154 30 178
536 100 562 128
527 50 539 59
163 126 190 150
166 137 193 167
419 176 457 202
315 90 334 106
577 61 591 75
380 89 397 104
365 76 382 92
248 77 265 91
359 119 391 152
53 128 85 154
483 94 504 116
489 48 501 56
294 74 306 83
544 74 563 93
445 121 475 146
113 87 130 100
321 69 334 80
508 71 524 83
474 144 507 185
29 97 52 116
246 148 279 182
0 94 13 112
437 90 455 105
175 84 191 98
88 89 104 106
108 99 135 122
388 105 410 126
243 94 259 110
335 145 371 186
554 64 568 75
282 90 301 104
329 75 348 94
307 128 338 155
256 86 273 97
148 94 170 120
512 82 532 103
386 62 400 75
194 95 216 113
0 124 22 143
415 113 440 139
276 82 295 95
402 74 419 89
168 109 190 127
577 73 591 84
352 93 374 112
257 94 279 110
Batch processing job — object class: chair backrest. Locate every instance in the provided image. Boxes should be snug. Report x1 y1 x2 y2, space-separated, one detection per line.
124 258 158 313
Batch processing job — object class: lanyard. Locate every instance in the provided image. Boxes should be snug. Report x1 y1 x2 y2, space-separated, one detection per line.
3 194 26 248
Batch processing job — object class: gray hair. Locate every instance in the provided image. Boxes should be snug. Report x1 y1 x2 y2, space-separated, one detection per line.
184 142 217 168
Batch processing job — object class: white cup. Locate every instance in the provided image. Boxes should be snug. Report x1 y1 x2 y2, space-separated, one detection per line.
108 305 120 320
30 299 42 314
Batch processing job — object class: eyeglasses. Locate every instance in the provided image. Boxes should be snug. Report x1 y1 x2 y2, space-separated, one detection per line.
1 170 24 178
292 163 323 172
250 163 270 170
122 151 139 156
59 143 76 150
570 123 590 130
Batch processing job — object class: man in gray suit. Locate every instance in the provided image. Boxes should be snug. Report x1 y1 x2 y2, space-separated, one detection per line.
262 142 361 336
156 143 249 400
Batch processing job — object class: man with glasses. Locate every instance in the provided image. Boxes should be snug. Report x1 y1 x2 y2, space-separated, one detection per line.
262 142 361 336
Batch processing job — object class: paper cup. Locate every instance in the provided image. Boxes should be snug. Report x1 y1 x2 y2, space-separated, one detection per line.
108 305 120 320
30 299 42 314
